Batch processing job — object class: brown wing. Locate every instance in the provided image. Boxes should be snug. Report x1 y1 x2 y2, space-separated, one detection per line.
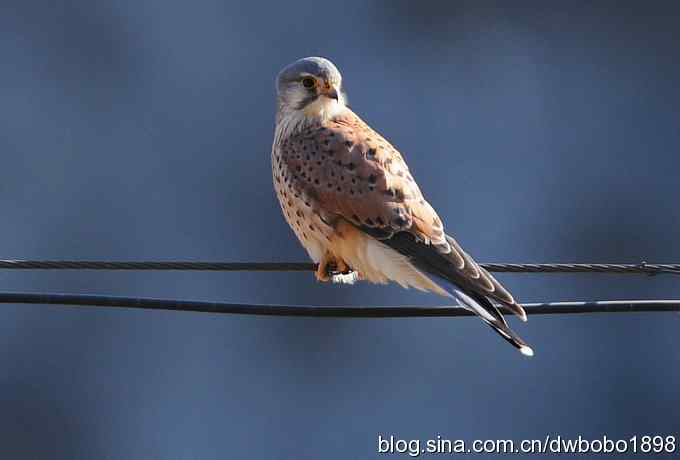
281 111 525 319
280 112 446 245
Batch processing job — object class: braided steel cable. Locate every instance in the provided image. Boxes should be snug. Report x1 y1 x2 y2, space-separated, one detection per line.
0 260 679 275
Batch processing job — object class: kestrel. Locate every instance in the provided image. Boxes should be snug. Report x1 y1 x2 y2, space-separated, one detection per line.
272 57 533 356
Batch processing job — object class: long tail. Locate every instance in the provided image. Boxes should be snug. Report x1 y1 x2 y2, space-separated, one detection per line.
377 231 534 356
452 288 534 357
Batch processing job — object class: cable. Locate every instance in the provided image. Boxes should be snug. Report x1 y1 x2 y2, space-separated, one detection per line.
2 260 677 316
0 260 679 275
1 292 678 317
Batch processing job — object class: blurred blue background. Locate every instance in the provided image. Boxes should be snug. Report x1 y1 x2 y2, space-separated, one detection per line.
1 1 679 458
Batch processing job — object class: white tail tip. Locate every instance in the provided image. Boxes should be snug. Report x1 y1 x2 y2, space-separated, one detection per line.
520 345 534 357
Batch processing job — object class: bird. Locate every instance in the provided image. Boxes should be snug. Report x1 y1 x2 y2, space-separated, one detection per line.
271 57 533 357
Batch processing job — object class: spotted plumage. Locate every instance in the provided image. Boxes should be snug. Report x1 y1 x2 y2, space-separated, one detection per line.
272 57 533 356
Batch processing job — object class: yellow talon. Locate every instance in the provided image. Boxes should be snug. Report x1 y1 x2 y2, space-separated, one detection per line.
315 252 333 282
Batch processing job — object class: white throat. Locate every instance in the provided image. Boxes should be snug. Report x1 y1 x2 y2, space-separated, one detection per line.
302 95 345 120
275 96 347 142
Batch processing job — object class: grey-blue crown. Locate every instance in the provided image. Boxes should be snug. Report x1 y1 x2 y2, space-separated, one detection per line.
277 57 341 91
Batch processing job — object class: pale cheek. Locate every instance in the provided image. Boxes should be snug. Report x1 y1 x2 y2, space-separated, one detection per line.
287 87 311 107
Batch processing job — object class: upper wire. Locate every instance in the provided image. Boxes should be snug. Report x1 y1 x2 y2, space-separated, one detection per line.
0 260 678 276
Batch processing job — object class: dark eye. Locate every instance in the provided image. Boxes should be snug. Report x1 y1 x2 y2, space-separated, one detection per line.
301 77 315 88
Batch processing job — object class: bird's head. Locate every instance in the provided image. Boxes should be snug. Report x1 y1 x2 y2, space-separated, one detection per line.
276 57 346 122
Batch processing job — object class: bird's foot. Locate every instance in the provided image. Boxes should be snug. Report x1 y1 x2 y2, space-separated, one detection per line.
334 258 350 275
315 264 331 282
315 253 352 282
315 252 333 282
329 257 357 284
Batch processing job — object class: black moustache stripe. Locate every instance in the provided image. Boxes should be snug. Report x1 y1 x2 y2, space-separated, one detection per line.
295 94 319 110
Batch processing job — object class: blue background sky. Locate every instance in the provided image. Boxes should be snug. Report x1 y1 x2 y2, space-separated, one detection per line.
1 1 679 458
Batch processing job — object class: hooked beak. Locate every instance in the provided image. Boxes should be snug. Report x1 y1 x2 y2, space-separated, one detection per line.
320 81 339 101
